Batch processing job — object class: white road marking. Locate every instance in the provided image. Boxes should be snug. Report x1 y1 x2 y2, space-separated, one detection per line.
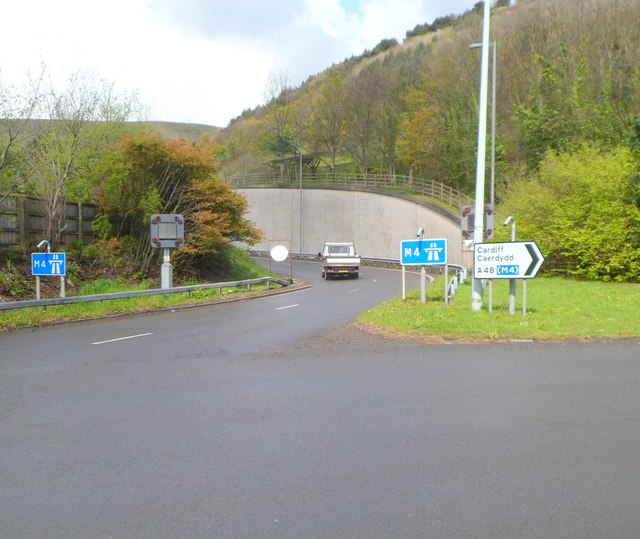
92 333 153 345
276 304 299 311
348 289 360 293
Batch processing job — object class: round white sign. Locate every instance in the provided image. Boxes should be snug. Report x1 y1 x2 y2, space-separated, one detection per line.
270 245 289 262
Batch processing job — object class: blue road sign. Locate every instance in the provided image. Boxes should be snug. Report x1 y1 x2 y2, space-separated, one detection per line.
400 238 448 266
31 252 67 276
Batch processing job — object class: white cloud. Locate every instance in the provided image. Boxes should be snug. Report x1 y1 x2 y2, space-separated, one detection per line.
1 0 478 127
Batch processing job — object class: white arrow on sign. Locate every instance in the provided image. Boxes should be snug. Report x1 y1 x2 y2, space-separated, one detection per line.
473 241 544 279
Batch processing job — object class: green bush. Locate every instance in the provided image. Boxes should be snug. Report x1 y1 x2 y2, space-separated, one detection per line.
498 145 640 281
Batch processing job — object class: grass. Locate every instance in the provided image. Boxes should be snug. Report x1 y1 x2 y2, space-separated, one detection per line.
3 265 639 341
359 276 640 342
0 280 277 331
0 249 277 331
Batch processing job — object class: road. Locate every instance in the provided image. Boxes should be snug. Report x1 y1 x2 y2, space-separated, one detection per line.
2 260 640 538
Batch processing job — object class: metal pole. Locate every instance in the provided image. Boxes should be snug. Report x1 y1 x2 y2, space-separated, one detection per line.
490 41 496 206
471 41 496 204
35 240 50 300
444 264 449 306
488 280 493 313
488 43 496 313
420 267 427 304
161 248 173 289
504 216 516 315
402 266 406 302
299 146 303 254
471 1 491 312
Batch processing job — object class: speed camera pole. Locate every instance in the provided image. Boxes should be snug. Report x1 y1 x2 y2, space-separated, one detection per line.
150 214 185 289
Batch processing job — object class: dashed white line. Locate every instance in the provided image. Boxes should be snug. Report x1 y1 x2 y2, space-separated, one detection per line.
92 333 153 345
276 304 300 311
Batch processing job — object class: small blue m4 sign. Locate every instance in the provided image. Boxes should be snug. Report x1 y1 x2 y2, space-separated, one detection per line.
400 239 448 266
31 252 67 276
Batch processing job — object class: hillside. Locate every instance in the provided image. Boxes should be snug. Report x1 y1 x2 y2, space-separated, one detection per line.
214 0 640 197
132 121 221 140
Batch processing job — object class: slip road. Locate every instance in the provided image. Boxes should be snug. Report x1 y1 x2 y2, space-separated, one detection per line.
2 260 639 538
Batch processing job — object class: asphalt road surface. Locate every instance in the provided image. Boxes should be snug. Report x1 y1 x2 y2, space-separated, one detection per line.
2 260 640 538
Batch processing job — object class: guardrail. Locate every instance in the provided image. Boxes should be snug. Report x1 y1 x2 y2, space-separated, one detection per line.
1 256 468 312
0 276 291 311
251 251 468 298
229 172 473 210
365 257 468 297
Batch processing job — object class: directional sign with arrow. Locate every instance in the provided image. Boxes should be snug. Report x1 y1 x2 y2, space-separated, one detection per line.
473 241 544 279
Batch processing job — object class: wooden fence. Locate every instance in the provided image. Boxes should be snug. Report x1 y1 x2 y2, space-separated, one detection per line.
0 194 98 251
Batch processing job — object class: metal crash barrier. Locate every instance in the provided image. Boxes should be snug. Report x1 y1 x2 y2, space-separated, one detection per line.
0 276 291 311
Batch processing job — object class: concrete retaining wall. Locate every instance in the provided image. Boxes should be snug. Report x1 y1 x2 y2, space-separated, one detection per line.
238 186 472 267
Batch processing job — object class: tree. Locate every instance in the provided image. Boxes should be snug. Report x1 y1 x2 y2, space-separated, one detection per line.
398 50 479 191
406 22 434 39
99 133 262 275
0 68 44 202
179 173 263 270
343 62 385 173
514 46 638 168
24 71 139 248
262 72 299 175
306 74 346 172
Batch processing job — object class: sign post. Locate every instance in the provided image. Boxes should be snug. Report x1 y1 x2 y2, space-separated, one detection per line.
31 251 67 299
504 216 517 314
400 238 448 305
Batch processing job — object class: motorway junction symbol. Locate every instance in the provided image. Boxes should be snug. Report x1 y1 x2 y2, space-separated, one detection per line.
473 241 544 279
400 238 448 266
31 252 67 276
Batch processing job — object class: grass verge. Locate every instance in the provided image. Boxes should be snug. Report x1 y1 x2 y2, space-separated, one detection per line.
0 280 280 331
0 249 281 331
358 276 640 342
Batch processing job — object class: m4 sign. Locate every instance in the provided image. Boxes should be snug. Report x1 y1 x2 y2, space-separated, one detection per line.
31 252 67 276
400 239 448 266
473 241 544 279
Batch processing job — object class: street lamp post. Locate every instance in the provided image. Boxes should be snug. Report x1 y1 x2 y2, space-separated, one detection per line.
469 40 496 205
471 0 492 312
299 145 303 253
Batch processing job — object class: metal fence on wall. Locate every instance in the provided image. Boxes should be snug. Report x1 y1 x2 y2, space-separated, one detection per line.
0 194 98 251
228 172 473 211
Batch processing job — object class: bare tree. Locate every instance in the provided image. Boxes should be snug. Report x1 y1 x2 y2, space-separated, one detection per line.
0 67 45 203
343 63 385 173
25 71 139 248
262 71 300 174
307 74 347 172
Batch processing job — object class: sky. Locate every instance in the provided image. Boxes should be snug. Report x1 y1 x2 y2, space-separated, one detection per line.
2 0 478 127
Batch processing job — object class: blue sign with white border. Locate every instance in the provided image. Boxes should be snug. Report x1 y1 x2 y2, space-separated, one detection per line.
400 238 448 266
31 252 67 276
